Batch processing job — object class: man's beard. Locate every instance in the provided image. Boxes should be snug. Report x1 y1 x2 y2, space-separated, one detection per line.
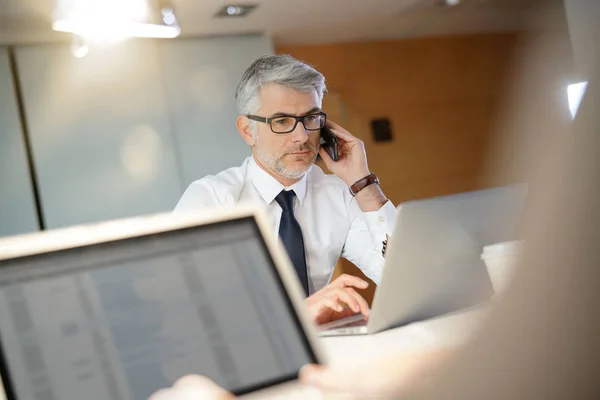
254 137 318 179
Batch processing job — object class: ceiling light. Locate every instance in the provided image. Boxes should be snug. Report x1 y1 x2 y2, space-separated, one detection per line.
568 81 588 119
215 4 257 18
71 35 89 58
435 0 463 7
52 0 181 43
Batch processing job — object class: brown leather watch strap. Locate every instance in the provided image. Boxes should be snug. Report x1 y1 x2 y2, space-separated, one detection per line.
349 173 379 196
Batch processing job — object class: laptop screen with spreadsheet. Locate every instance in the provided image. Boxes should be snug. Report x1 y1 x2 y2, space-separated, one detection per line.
0 217 315 400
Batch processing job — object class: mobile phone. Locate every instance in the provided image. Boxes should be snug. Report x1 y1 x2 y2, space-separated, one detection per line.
320 126 339 161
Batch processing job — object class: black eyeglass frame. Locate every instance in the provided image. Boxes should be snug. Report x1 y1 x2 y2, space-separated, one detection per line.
246 112 327 134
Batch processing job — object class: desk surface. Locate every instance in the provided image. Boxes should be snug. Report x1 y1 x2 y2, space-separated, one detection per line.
321 305 490 365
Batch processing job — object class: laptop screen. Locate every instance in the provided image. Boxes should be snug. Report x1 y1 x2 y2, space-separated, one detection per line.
0 217 316 400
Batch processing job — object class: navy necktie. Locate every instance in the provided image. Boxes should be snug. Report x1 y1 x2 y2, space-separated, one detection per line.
275 190 309 296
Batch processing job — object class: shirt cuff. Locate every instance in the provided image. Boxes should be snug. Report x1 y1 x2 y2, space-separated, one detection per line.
362 200 397 242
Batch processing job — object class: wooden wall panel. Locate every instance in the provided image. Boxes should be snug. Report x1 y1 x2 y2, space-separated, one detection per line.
277 34 520 304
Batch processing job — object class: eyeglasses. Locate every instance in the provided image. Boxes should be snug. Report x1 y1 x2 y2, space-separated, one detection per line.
247 112 327 134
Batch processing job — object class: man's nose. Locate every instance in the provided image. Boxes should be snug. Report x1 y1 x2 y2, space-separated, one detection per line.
288 120 309 143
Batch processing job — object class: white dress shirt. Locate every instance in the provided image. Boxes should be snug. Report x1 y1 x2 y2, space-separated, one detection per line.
174 157 397 293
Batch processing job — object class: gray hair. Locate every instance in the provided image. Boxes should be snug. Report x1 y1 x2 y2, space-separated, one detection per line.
235 54 327 116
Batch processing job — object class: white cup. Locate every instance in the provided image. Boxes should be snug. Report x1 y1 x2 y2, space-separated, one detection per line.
481 240 524 296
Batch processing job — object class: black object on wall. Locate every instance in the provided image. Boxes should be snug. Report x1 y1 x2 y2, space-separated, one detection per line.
7 47 46 230
370 118 393 143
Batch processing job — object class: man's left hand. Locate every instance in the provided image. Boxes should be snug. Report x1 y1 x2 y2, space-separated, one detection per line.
319 120 371 187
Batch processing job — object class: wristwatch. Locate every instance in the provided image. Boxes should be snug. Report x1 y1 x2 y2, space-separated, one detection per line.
349 173 380 197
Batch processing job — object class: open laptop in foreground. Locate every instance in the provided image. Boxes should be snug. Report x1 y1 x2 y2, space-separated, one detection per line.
0 205 326 400
320 184 527 337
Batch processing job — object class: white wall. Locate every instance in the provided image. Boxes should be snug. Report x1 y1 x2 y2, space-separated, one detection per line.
159 34 273 185
3 34 273 232
15 41 184 229
0 48 39 237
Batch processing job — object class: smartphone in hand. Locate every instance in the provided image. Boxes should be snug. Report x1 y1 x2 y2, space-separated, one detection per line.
320 126 339 161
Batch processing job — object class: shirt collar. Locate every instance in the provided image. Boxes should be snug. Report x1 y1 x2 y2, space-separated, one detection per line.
247 157 308 206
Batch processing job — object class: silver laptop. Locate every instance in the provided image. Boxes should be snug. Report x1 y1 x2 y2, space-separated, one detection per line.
320 184 527 336
0 205 326 400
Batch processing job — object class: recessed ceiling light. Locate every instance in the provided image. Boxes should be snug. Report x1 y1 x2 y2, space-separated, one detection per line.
435 0 463 7
215 4 257 18
568 81 588 119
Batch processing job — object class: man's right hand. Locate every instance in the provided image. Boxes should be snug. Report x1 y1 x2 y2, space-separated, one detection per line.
304 274 370 325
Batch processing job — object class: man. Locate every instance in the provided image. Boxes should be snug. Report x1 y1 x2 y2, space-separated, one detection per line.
174 55 396 323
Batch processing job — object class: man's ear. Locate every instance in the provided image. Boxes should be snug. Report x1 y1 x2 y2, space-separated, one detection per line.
236 116 255 147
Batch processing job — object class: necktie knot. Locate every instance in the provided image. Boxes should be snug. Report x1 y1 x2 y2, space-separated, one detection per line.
275 190 296 212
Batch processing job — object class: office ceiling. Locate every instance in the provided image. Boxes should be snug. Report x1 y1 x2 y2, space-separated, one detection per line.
0 0 565 45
